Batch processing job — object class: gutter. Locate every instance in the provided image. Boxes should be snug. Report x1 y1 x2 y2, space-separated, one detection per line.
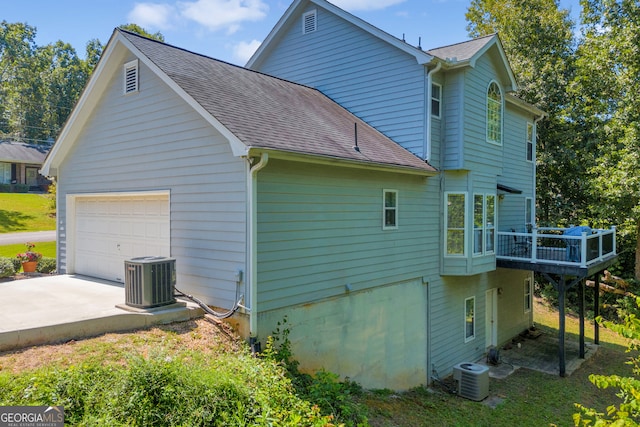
247 152 269 347
424 61 442 161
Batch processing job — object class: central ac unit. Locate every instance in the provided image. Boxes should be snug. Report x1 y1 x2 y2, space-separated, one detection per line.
453 362 489 401
124 256 176 308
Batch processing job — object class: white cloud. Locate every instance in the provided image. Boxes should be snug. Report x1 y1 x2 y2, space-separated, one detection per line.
127 3 176 29
179 0 269 33
329 0 406 11
233 39 262 63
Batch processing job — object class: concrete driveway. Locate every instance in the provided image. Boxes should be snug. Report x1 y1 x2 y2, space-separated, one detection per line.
0 275 202 352
0 230 56 245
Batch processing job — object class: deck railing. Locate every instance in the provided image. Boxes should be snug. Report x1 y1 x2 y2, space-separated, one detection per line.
496 227 616 268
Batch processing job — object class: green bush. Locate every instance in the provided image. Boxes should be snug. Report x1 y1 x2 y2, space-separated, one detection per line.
36 257 56 274
0 183 29 193
0 257 15 278
0 351 333 426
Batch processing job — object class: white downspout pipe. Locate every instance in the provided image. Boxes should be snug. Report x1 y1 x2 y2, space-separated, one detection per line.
247 153 268 347
424 61 442 161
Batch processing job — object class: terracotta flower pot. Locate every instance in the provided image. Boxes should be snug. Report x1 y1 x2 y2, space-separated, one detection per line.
22 261 37 273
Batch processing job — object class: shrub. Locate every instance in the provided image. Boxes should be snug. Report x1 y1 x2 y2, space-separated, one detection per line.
36 257 56 274
0 258 15 278
0 351 334 426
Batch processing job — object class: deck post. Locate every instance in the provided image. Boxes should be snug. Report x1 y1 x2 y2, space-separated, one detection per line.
579 278 585 358
558 275 566 377
594 272 600 345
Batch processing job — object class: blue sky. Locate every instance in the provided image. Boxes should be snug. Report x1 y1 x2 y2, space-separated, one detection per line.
4 0 581 66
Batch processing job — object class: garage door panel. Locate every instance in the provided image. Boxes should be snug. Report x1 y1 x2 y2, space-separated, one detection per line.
74 194 170 283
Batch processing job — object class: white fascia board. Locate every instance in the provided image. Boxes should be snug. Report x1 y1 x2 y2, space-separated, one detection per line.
468 36 518 92
246 0 434 68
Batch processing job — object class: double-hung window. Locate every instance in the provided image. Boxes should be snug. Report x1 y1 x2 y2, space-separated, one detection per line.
526 122 534 161
473 194 496 255
446 192 466 256
383 189 398 230
431 83 442 118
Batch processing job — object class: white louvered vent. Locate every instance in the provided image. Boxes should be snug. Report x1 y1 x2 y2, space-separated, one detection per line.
124 59 139 94
303 10 317 34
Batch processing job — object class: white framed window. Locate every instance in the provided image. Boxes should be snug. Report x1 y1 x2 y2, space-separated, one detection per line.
0 162 11 184
383 189 398 230
526 122 534 161
525 197 533 229
465 296 476 342
486 81 502 144
431 83 442 118
473 194 496 255
524 276 532 313
302 10 317 34
123 59 139 94
445 192 467 256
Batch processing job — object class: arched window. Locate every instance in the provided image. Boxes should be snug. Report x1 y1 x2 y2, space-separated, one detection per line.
486 82 502 144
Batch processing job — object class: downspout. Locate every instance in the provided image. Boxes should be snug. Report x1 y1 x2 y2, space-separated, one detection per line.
424 61 442 161
247 152 269 351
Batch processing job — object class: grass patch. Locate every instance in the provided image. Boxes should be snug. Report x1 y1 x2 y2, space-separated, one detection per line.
0 193 55 232
0 241 56 258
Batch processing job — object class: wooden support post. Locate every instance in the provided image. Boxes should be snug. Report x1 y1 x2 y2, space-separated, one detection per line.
558 275 566 377
579 278 585 358
594 272 600 345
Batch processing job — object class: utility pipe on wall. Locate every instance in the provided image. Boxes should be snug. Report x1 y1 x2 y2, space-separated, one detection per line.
247 152 268 343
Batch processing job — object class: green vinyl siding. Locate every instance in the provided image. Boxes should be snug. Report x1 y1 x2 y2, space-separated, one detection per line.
256 159 437 312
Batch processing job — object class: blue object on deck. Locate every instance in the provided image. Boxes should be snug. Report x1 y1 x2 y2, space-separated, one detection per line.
563 226 591 262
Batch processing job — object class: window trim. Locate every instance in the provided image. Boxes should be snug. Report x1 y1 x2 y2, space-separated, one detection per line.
524 276 532 313
431 82 442 119
445 192 467 257
465 296 476 342
382 189 398 230
486 81 503 145
123 59 139 95
302 9 317 34
526 122 534 162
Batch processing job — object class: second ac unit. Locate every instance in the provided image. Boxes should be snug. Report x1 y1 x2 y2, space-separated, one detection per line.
453 362 489 401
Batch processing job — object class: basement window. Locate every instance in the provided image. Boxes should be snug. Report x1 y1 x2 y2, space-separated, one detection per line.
302 10 317 34
124 59 139 94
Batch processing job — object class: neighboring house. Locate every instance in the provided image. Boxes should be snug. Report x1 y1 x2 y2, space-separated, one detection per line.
41 0 617 390
0 141 51 191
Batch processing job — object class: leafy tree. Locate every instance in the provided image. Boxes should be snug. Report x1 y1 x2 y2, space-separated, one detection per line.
466 0 582 227
573 0 640 279
574 297 640 425
118 24 164 42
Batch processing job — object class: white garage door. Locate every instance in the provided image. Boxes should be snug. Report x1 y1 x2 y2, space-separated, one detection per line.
74 194 170 282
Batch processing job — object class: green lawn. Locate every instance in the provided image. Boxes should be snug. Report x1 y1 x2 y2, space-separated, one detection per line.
0 193 56 232
0 241 56 258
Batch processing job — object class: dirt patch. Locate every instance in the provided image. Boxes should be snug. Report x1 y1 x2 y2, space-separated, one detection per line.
0 316 244 374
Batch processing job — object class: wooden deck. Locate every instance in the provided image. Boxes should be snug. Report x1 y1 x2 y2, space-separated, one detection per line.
496 227 618 277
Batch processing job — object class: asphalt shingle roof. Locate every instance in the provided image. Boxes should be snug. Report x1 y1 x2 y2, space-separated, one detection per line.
427 34 495 63
119 29 435 173
0 141 49 164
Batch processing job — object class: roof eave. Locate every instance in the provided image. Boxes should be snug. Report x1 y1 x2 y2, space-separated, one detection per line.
245 147 437 177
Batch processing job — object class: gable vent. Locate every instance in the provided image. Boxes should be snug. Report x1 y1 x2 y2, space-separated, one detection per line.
303 10 317 34
124 59 139 94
